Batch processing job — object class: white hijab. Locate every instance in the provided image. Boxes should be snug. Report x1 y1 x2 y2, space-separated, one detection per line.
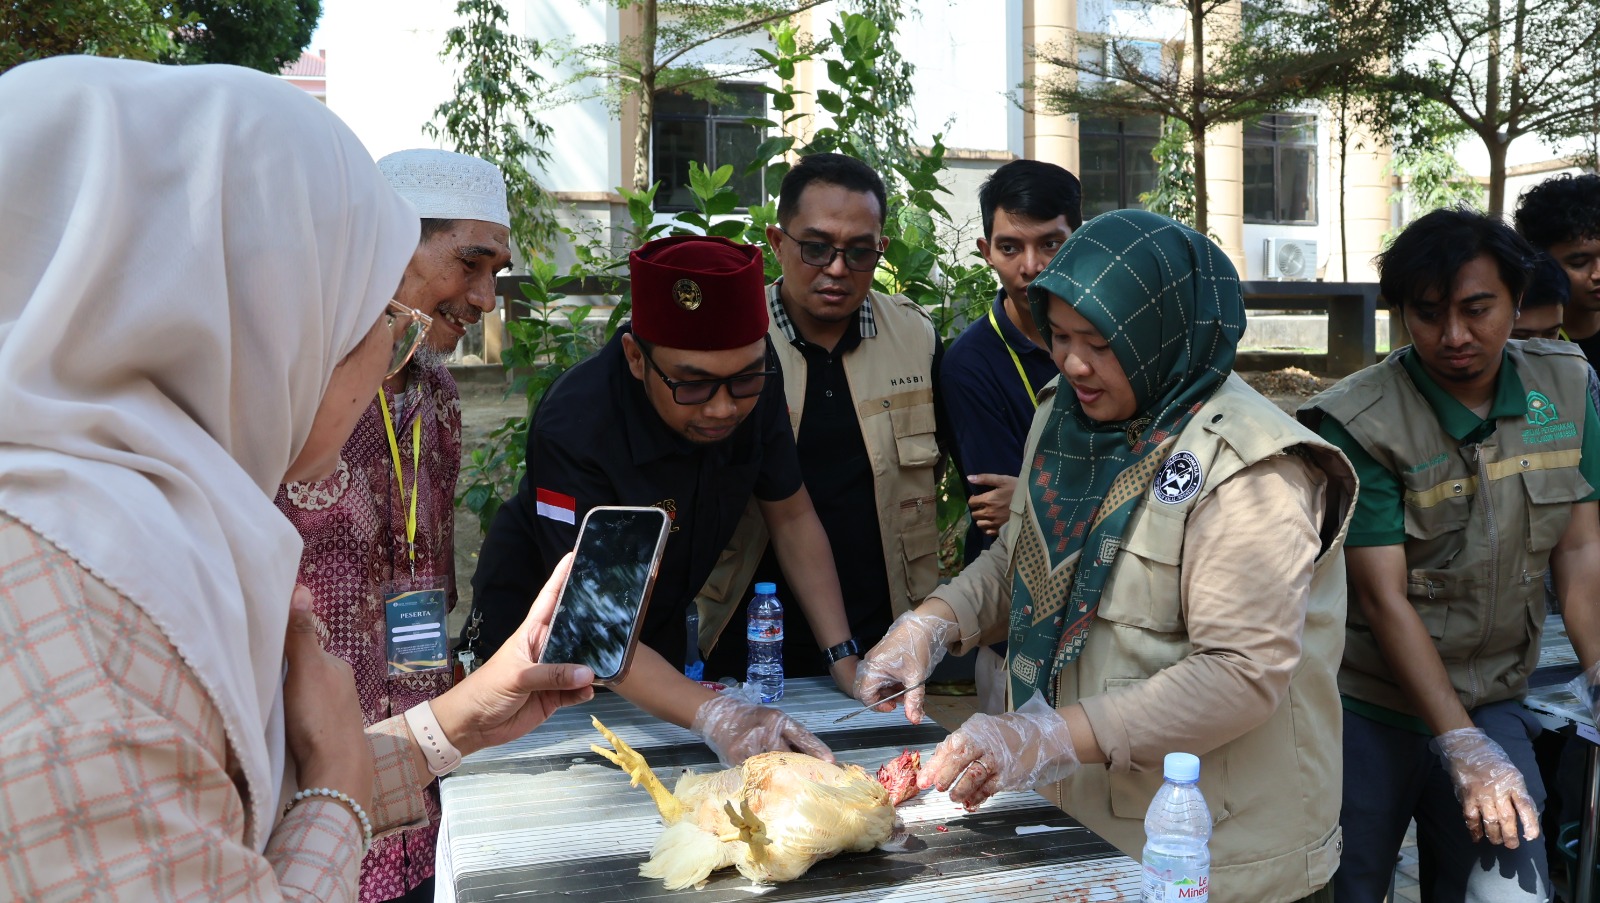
0 57 419 850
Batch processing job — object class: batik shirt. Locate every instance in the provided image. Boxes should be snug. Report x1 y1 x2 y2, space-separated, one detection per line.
275 358 460 901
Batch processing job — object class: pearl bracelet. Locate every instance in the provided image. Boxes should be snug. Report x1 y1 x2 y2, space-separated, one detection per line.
284 786 373 854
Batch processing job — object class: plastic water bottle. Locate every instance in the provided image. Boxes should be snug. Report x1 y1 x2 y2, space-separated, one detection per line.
683 607 705 681
746 582 784 703
1141 752 1211 902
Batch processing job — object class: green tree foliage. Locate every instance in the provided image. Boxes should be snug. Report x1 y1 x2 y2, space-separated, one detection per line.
1140 118 1197 228
1376 0 1600 214
424 0 558 259
162 0 320 72
1 0 179 72
2 0 318 74
1034 0 1389 234
550 0 836 193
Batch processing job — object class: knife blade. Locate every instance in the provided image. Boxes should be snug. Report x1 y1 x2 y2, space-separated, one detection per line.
833 680 928 723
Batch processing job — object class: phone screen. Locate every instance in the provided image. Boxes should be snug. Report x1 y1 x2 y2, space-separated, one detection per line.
540 507 669 681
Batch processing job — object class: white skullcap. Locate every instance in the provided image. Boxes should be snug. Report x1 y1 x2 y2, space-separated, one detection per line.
377 148 511 228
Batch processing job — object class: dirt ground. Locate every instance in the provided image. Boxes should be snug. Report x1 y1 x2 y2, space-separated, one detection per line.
446 367 1337 634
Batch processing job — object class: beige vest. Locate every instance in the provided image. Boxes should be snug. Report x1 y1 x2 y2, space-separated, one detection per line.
1033 375 1355 903
693 285 941 653
1301 341 1592 714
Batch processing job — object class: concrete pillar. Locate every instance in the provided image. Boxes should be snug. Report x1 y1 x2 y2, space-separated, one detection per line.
1205 121 1245 274
1325 115 1391 284
1023 0 1078 171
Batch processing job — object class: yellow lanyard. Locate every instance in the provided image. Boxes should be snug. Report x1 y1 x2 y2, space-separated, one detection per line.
377 390 422 567
989 305 1039 409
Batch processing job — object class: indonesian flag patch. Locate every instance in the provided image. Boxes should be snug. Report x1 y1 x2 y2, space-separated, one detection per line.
535 488 576 524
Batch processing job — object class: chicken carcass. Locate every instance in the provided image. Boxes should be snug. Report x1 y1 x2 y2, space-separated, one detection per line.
591 716 908 889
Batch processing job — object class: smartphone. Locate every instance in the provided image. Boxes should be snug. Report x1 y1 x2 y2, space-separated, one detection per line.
538 505 671 685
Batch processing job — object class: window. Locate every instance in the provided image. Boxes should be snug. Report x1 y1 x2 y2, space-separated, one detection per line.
1244 113 1317 224
652 84 766 211
1079 116 1160 219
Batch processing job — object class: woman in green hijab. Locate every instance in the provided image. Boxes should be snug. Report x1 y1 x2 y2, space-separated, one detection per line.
856 211 1356 903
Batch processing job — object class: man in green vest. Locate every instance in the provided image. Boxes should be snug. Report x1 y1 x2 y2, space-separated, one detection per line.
1300 208 1600 902
696 153 945 683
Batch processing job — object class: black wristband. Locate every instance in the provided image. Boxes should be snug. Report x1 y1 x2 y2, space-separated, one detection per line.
823 637 862 665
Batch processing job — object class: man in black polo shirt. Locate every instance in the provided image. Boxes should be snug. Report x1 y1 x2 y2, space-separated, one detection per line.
939 159 1081 712
467 235 856 764
697 153 947 684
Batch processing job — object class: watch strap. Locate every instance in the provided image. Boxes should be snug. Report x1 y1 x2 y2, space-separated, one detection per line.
404 699 463 777
823 636 862 665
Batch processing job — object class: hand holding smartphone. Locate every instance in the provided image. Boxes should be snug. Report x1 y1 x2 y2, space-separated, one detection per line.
537 506 670 684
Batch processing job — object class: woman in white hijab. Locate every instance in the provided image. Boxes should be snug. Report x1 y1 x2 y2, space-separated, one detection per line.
0 57 593 901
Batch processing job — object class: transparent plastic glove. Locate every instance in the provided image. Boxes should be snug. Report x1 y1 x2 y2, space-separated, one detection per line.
690 692 834 767
1433 727 1540 847
854 610 961 724
916 692 1079 812
1567 661 1600 727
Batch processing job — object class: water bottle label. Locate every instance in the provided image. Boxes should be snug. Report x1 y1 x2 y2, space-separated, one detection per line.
748 622 782 642
1142 870 1207 902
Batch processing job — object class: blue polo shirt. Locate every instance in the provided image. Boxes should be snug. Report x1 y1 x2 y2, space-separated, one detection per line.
941 290 1060 564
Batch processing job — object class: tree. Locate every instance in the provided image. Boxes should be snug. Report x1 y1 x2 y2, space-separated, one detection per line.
552 0 836 194
1032 0 1388 234
163 0 320 72
1140 117 1198 227
1380 0 1600 213
424 0 558 258
2 0 319 74
1 0 178 72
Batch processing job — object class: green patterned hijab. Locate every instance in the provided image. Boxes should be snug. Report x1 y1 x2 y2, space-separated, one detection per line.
1007 210 1245 706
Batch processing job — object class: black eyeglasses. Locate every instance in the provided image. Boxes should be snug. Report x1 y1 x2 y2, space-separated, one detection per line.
777 226 884 273
641 347 778 405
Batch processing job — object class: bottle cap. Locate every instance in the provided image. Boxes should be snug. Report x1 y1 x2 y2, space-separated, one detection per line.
754 582 777 595
1163 752 1200 783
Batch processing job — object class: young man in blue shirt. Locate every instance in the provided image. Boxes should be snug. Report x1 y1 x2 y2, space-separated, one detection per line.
940 159 1081 710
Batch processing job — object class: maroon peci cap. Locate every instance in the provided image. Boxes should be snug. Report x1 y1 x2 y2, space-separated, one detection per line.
628 235 769 350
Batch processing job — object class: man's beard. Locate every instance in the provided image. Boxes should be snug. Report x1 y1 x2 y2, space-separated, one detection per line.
413 341 449 371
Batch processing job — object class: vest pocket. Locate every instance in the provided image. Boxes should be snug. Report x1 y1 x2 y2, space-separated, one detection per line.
1403 571 1451 640
1523 469 1579 553
889 401 940 467
1099 506 1185 633
900 512 940 601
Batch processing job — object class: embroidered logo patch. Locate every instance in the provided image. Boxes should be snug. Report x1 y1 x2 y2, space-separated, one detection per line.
1526 390 1559 427
1153 450 1203 504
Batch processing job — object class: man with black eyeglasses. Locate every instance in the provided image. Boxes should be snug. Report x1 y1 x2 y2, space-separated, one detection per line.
697 153 949 686
464 235 857 766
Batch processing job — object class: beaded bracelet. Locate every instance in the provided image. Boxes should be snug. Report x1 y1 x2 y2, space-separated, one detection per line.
284 786 373 854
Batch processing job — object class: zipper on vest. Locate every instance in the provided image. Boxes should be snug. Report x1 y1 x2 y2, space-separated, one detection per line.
1467 445 1497 708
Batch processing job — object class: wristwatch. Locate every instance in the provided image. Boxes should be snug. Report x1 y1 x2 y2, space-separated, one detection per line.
823 636 862 665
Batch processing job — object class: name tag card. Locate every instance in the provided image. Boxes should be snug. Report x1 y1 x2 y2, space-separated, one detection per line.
384 585 449 675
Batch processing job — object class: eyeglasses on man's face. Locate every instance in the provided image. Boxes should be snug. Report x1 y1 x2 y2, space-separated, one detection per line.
777 226 884 273
385 299 433 378
640 346 778 405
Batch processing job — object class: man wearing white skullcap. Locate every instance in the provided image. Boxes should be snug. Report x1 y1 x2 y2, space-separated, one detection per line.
275 148 513 903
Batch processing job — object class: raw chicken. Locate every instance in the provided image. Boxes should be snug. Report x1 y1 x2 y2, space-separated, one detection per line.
875 749 923 806
591 716 903 889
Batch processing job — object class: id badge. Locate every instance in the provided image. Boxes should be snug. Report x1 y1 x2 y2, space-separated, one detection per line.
383 583 450 675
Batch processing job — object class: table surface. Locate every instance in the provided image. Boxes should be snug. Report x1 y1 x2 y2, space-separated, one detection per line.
1527 612 1593 735
437 678 1142 902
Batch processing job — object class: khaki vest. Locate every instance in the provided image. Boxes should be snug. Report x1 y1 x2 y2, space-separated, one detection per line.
1033 375 1355 903
693 286 941 653
1300 341 1592 714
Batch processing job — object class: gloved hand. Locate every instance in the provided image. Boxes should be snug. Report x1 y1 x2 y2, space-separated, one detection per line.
917 692 1079 811
690 692 834 767
854 610 961 724
1434 727 1540 847
1568 661 1600 727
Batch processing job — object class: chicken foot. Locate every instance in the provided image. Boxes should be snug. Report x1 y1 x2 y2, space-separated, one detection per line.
590 716 687 823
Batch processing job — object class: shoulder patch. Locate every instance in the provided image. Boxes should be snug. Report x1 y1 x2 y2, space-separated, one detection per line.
1153 450 1203 505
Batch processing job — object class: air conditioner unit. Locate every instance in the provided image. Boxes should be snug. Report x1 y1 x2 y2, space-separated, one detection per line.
1264 237 1317 280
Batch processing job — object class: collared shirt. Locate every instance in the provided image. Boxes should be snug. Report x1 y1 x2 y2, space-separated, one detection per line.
469 326 802 666
274 358 458 900
1319 347 1600 547
941 289 1060 562
768 278 878 341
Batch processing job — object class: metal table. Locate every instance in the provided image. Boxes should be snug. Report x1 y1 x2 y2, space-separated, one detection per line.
436 677 1141 902
1527 614 1598 902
